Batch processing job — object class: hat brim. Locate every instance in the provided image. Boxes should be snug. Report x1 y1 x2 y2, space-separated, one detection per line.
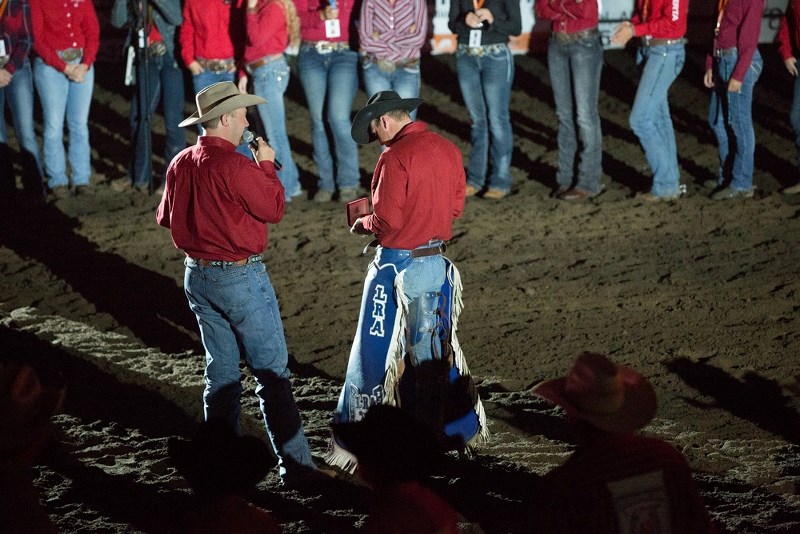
351 97 423 144
532 365 657 434
179 93 267 128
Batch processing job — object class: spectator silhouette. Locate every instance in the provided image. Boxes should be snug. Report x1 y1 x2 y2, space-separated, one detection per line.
530 352 716 533
167 419 282 533
0 360 66 533
332 404 458 534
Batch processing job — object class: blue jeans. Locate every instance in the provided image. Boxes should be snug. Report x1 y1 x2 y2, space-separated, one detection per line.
547 34 603 193
361 59 420 121
629 44 684 197
251 56 301 198
192 69 252 159
130 52 186 187
374 243 446 365
33 57 94 188
455 45 514 193
0 58 44 193
791 72 800 168
296 46 360 192
708 49 762 192
183 258 316 481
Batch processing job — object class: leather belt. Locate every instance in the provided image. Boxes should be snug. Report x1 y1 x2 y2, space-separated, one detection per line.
246 53 283 74
458 43 507 57
642 37 686 47
714 46 737 58
301 41 350 54
197 57 235 73
190 254 264 268
410 244 446 258
552 27 599 44
364 55 420 73
57 48 83 62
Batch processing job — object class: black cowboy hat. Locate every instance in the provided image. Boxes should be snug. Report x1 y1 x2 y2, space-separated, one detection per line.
332 404 443 482
350 91 423 145
167 419 277 495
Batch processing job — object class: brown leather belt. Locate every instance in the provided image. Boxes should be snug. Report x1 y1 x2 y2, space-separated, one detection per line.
714 46 737 58
246 53 284 74
410 243 446 258
643 37 686 47
190 254 264 267
552 27 599 44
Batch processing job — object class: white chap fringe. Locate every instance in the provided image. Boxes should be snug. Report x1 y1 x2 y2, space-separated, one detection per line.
324 431 359 474
447 262 490 445
382 270 409 407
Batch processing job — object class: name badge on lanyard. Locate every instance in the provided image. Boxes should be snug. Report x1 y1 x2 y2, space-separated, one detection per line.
325 18 341 38
469 0 484 47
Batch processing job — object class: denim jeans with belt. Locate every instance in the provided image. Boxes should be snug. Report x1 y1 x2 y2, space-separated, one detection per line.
455 44 514 193
629 43 685 198
251 56 302 199
33 56 94 188
373 242 446 365
361 59 421 121
708 49 763 192
130 51 185 188
297 46 360 193
0 58 44 193
547 33 603 194
183 258 316 482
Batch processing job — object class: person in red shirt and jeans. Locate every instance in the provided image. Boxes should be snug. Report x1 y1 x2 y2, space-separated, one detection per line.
157 82 333 487
777 0 800 194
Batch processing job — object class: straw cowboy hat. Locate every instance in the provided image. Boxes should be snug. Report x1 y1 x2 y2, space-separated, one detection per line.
351 91 423 145
179 82 266 127
532 352 657 434
332 404 443 481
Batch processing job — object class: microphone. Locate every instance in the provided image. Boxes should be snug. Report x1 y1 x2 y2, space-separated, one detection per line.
242 130 282 171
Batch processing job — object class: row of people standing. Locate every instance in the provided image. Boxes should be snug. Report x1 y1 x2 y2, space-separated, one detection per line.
0 0 99 201
109 0 521 203
537 0 770 202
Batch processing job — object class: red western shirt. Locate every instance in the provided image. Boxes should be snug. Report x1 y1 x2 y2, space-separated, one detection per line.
707 0 765 82
295 0 354 42
179 0 242 66
30 0 100 72
535 0 599 35
777 0 800 61
156 136 285 262
243 0 288 62
534 434 717 533
630 0 688 40
361 121 466 250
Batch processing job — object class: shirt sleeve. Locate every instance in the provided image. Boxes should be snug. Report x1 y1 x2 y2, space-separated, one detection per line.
152 0 184 26
179 0 196 66
732 0 765 82
361 155 408 237
777 12 794 60
80 3 101 66
229 159 286 225
31 2 64 71
631 0 687 38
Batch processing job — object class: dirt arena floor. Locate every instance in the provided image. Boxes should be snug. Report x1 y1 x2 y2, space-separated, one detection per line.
1 32 799 533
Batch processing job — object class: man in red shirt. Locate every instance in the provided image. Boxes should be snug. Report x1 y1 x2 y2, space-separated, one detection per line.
325 92 487 473
156 82 329 487
530 352 717 533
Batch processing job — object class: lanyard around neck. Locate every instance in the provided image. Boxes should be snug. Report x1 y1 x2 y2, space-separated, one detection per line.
473 0 485 11
715 0 730 36
0 0 9 20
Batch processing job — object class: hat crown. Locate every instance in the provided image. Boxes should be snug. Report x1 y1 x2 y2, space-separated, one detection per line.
367 90 404 106
194 82 241 119
564 353 626 415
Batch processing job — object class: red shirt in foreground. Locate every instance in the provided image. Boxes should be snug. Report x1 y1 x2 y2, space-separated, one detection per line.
533 433 717 533
156 136 285 262
361 121 466 250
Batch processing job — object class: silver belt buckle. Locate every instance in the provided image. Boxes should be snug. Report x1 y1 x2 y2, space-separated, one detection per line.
207 60 228 73
0 56 8 68
468 47 484 57
315 42 333 54
58 48 82 62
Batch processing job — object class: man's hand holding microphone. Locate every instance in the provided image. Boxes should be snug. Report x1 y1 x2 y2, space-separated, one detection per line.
243 129 282 170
